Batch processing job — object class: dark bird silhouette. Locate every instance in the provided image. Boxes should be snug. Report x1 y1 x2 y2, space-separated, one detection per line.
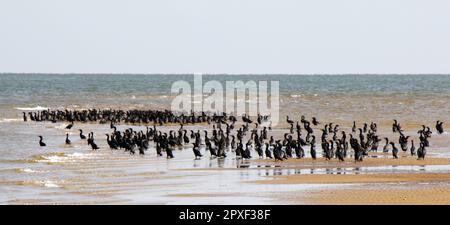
87 132 94 146
436 121 444 134
91 142 99 150
254 142 263 159
399 134 410 152
65 133 71 145
110 121 116 130
273 141 284 161
410 140 416 156
392 119 402 133
79 129 86 139
192 142 202 159
286 116 294 125
312 117 320 126
390 142 398 159
105 134 118 149
242 114 253 124
39 136 46 147
310 135 316 159
65 121 74 129
417 142 426 160
206 142 217 158
183 130 190 144
382 138 389 153
265 143 272 159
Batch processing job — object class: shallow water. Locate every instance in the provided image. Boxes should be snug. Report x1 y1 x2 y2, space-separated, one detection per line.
0 120 449 204
1 74 450 204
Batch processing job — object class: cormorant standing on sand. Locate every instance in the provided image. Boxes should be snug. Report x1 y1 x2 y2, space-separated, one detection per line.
436 121 444 134
417 142 426 160
390 142 398 159
310 135 316 159
183 130 189 144
192 142 202 159
79 129 86 139
91 142 99 150
312 117 320 126
273 141 283 161
410 140 416 156
265 143 272 159
39 136 46 147
65 133 71 145
286 116 294 125
382 138 389 153
165 137 175 159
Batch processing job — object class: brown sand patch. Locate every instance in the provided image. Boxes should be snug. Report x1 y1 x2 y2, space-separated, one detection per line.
254 173 450 184
286 185 450 205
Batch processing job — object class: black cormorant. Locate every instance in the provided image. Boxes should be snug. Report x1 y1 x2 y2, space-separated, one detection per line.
39 136 46 147
65 133 71 145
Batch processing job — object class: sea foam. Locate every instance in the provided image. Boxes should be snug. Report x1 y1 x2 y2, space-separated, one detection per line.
0 118 22 123
15 106 48 111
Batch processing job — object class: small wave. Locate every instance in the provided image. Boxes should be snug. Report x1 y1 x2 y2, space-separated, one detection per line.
42 180 60 188
17 180 61 188
0 158 38 164
0 118 22 123
69 152 85 157
15 106 48 111
15 168 39 173
32 152 67 163
67 152 96 159
54 123 69 129
31 152 96 163
22 168 36 173
290 94 302 98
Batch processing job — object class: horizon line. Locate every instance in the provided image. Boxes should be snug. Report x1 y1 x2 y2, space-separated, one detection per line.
1 72 450 76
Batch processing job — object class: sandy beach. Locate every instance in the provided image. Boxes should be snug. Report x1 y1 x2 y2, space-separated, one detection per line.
278 185 450 205
254 155 450 168
250 155 450 204
255 172 450 184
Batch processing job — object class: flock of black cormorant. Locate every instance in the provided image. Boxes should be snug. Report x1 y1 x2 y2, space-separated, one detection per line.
26 109 445 162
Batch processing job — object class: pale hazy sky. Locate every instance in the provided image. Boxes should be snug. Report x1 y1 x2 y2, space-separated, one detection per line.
1 0 450 74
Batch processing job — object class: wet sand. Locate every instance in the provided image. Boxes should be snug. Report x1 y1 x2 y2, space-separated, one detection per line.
279 185 450 205
254 155 450 168
1 118 450 204
254 172 450 184
251 155 450 204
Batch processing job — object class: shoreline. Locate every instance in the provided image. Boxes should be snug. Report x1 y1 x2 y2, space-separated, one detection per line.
277 184 450 205
253 154 450 167
249 155 450 204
